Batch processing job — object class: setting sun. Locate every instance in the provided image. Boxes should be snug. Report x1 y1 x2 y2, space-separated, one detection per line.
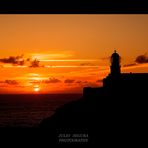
34 85 40 92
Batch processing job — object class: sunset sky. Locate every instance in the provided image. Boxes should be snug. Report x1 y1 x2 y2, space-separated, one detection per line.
0 14 148 94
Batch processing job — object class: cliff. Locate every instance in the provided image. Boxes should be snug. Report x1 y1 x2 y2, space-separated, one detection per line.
39 93 147 144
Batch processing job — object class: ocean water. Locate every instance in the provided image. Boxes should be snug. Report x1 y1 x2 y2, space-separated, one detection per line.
0 94 82 127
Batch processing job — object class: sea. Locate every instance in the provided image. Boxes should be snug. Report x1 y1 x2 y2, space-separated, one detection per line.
0 94 82 127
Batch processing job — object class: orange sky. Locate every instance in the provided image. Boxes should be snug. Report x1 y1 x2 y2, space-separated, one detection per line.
0 14 148 94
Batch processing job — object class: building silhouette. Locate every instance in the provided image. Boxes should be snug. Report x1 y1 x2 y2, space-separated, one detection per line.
40 50 148 144
83 50 148 98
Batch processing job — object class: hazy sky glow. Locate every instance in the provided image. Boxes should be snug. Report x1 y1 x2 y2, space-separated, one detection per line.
0 14 148 94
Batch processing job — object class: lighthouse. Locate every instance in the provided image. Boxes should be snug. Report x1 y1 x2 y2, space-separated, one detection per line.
110 50 121 77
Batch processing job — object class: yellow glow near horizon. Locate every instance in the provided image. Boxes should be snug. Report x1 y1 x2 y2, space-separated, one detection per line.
33 85 40 92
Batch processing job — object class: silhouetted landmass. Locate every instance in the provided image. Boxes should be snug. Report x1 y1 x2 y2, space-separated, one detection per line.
39 51 148 144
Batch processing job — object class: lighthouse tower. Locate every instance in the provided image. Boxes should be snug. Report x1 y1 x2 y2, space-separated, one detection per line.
110 50 121 77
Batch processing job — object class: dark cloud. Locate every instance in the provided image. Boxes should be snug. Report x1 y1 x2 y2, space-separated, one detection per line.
101 57 110 60
5 80 19 85
76 80 92 85
123 63 137 67
43 78 61 83
0 55 25 65
0 80 19 85
0 55 43 68
0 80 24 88
29 59 40 67
96 79 102 83
135 54 148 64
80 63 95 66
64 79 75 83
29 59 45 68
76 80 82 83
123 53 148 67
82 81 99 87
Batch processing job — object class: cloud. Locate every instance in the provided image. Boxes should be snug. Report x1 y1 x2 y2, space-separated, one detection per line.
75 80 87 85
75 80 90 84
0 55 43 68
0 80 25 88
29 59 40 68
123 63 137 67
0 80 19 85
43 77 61 83
5 80 19 85
96 79 102 83
80 63 95 66
135 53 148 64
64 79 75 83
123 53 148 68
76 80 82 83
0 55 25 65
81 81 99 87
101 57 110 61
29 58 45 68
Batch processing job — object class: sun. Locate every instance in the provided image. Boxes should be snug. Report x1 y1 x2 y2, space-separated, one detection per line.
33 85 40 92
